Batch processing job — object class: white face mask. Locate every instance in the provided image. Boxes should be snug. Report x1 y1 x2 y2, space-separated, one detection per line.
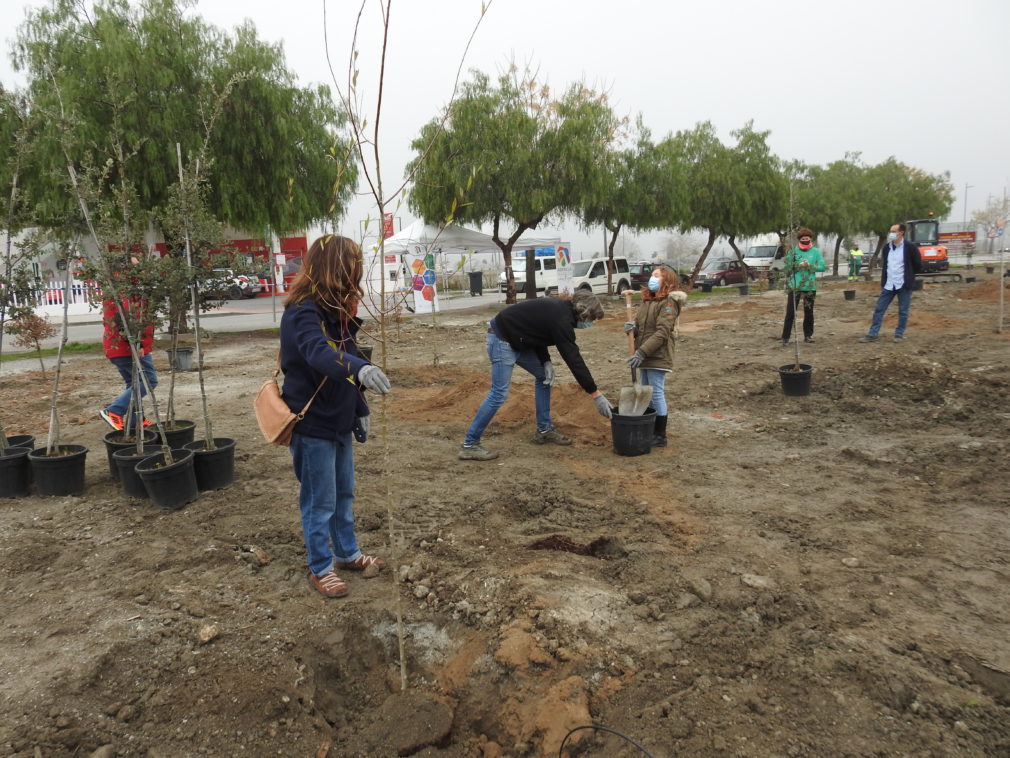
887 232 899 242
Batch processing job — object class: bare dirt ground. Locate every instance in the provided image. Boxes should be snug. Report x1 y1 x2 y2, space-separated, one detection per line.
2 274 1009 758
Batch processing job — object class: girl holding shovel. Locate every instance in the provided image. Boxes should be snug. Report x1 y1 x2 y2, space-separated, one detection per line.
625 266 687 447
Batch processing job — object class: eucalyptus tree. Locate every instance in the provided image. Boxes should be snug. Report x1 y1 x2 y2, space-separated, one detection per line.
407 67 621 303
582 120 685 294
12 0 356 233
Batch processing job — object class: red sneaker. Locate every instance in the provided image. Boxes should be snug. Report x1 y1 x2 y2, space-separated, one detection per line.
99 410 124 431
142 419 154 428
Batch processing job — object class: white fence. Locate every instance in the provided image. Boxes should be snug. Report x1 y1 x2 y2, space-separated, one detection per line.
4 281 103 318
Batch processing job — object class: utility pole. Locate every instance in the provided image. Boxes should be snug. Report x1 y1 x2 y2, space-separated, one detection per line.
963 183 973 227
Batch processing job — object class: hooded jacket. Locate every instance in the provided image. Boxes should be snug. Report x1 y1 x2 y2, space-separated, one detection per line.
633 291 687 371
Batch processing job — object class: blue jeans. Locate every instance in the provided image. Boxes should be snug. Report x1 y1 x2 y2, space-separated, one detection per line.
868 286 912 337
464 332 551 446
638 368 669 416
107 353 158 427
290 432 361 577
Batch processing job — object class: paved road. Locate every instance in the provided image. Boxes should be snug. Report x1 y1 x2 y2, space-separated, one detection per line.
5 289 511 354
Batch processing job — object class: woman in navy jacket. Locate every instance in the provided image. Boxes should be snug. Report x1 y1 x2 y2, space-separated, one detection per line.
281 235 391 598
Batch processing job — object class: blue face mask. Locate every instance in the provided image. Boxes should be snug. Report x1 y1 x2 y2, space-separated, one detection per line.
575 320 593 330
647 276 661 292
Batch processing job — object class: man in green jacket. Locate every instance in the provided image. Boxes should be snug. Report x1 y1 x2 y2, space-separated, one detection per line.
780 227 827 345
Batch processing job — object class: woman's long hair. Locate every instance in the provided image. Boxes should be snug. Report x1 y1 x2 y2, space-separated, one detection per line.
643 265 681 300
284 235 363 323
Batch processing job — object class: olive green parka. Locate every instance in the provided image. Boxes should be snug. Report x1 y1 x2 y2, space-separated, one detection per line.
633 291 687 370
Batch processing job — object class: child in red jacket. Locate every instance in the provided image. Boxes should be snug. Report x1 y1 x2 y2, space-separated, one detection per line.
100 297 157 432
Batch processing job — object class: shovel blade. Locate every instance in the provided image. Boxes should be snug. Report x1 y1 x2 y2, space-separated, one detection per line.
618 384 653 416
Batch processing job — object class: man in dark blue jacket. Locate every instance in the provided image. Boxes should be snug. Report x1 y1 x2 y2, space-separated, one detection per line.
859 222 921 343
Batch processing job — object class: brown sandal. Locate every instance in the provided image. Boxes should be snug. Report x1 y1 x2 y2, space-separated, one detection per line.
310 572 349 598
334 554 386 571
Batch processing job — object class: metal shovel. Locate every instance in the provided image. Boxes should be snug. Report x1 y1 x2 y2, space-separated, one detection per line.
618 290 653 416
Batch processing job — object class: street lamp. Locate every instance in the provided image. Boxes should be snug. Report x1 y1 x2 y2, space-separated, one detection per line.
963 183 973 227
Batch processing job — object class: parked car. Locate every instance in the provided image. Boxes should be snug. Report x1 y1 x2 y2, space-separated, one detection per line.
203 268 257 300
694 258 756 287
629 260 692 289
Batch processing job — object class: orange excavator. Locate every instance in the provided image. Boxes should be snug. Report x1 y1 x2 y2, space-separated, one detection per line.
906 216 962 283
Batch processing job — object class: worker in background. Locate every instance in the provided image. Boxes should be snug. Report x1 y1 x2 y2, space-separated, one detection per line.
848 245 865 280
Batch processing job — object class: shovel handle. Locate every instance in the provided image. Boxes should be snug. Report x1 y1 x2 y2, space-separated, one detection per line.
623 291 636 357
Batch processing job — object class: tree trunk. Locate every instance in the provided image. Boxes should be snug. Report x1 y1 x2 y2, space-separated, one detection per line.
689 228 718 286
492 213 535 305
833 236 843 277
606 223 621 295
524 248 537 300
869 234 886 271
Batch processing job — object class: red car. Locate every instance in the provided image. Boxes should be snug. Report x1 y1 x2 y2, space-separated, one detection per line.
694 258 756 287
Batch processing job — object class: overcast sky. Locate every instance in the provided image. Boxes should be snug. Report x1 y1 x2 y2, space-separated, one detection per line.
2 0 1008 256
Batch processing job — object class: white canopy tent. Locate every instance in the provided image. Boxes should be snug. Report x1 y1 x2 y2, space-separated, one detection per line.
363 220 561 311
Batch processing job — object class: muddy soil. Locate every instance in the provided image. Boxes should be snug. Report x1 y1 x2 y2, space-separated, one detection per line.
1 276 1009 758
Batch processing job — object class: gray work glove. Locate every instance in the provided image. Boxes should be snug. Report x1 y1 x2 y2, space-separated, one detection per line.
542 360 559 387
623 321 635 334
593 393 613 419
353 415 370 443
357 364 391 394
627 350 645 369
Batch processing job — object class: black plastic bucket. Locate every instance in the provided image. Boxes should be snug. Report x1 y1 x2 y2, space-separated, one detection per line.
358 345 373 361
739 285 749 296
6 434 35 450
610 408 656 457
155 420 196 448
113 448 152 499
0 446 32 498
700 282 714 293
843 290 856 301
912 279 924 291
965 277 976 283
28 445 88 496
183 437 236 491
136 449 198 509
778 364 813 397
986 266 995 274
103 429 158 481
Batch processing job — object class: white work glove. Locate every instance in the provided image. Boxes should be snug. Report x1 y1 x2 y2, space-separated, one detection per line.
357 364 391 394
593 393 613 419
623 321 635 334
542 361 559 387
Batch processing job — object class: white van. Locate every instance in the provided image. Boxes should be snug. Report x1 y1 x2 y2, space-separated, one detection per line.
570 257 631 295
498 251 559 294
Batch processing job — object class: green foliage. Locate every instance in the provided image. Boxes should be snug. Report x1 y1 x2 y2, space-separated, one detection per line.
6 312 58 377
407 66 620 302
12 0 356 232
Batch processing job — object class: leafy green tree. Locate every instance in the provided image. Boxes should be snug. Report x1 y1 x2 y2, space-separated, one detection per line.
12 0 356 233
797 154 872 275
721 122 787 267
863 158 954 265
582 120 686 293
407 67 621 303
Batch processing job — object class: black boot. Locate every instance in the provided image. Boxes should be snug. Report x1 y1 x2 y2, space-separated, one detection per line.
652 414 668 447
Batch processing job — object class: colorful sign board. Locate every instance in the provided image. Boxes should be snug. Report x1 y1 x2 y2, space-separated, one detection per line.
382 213 395 239
939 231 977 248
405 246 439 313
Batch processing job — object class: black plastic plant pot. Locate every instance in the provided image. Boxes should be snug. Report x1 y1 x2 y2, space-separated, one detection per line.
112 448 153 499
6 434 36 450
965 277 976 283
912 279 924 291
700 282 715 293
28 445 88 496
843 290 856 301
610 408 656 457
136 448 198 510
0 446 32 498
156 420 196 448
358 345 373 362
986 266 995 274
739 285 749 296
103 429 158 481
778 364 814 397
182 437 236 491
